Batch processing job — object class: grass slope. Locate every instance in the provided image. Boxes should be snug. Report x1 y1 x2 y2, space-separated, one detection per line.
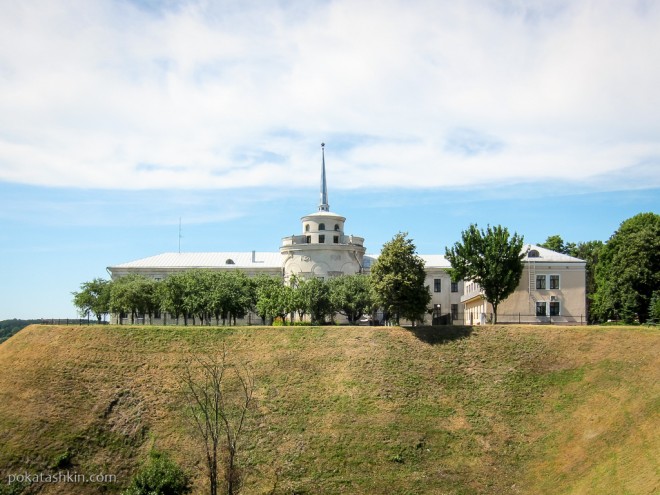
0 324 658 495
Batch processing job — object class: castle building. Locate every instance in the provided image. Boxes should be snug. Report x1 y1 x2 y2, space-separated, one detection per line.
108 144 587 325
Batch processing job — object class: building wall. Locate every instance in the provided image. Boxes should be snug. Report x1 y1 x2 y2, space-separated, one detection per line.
425 269 464 325
461 261 587 324
499 263 586 320
282 248 364 280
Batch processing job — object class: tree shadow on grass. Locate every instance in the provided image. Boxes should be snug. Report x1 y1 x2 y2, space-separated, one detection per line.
404 325 474 345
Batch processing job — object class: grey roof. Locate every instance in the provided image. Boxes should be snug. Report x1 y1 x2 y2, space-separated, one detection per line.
420 254 452 268
107 243 582 273
366 244 584 270
108 252 282 270
364 254 452 269
525 244 585 263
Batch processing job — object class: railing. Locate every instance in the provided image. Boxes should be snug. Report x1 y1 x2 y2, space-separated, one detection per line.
40 318 109 325
280 234 365 247
476 314 586 325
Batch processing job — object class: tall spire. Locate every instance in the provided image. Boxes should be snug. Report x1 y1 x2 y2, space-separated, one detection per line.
319 142 329 211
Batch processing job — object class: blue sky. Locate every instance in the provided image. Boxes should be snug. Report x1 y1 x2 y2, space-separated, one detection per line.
1 0 659 319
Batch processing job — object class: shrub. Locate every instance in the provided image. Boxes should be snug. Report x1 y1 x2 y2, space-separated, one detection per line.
122 450 191 495
51 449 74 469
0 481 29 495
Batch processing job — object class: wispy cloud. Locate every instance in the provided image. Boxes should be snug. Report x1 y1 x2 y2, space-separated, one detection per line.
0 0 658 191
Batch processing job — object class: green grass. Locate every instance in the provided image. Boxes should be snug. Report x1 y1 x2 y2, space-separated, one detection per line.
0 324 658 494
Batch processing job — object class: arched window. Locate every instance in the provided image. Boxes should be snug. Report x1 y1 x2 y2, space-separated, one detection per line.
225 259 235 265
319 223 325 231
334 224 340 231
305 224 310 232
528 250 539 258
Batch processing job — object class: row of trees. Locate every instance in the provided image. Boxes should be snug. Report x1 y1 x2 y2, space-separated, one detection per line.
73 270 376 326
73 232 435 326
540 212 659 324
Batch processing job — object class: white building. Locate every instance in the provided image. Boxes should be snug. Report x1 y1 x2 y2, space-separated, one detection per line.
108 144 586 325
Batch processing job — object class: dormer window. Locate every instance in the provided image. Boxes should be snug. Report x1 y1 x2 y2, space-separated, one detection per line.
225 259 235 265
319 223 325 231
528 249 540 258
334 224 340 231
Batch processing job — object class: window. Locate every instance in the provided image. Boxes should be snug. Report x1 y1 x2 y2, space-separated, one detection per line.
536 275 546 290
549 301 560 316
451 304 458 320
334 224 340 231
550 275 560 289
434 279 442 292
451 281 458 293
154 309 161 319
305 224 310 232
319 234 325 244
333 235 339 244
319 223 325 231
433 304 442 316
306 235 311 244
536 302 547 316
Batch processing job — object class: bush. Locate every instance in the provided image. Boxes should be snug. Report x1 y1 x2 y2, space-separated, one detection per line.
51 449 74 469
0 481 29 495
122 450 191 495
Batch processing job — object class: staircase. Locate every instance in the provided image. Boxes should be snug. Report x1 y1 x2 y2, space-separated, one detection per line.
528 259 538 313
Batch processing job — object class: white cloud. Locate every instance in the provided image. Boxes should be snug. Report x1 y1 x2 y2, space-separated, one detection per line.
0 0 658 190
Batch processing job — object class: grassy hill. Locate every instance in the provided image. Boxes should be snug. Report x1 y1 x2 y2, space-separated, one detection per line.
0 320 42 344
0 324 658 494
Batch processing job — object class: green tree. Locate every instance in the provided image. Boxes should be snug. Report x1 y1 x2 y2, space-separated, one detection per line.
328 274 373 324
254 276 292 324
110 274 148 325
648 291 660 324
253 275 281 324
123 449 191 495
567 240 604 324
72 278 111 323
161 273 188 325
225 271 256 325
137 277 160 325
445 224 525 324
539 235 567 254
298 277 333 325
182 270 214 325
371 232 431 325
592 212 660 323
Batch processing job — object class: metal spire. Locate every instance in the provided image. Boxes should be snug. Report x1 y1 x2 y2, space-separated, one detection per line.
319 142 329 211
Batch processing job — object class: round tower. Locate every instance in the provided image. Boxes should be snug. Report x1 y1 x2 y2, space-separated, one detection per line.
280 143 366 281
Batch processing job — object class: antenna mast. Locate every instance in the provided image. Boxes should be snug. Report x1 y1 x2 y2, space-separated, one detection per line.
178 217 182 253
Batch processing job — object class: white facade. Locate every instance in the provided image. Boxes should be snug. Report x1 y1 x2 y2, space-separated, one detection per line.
107 145 586 325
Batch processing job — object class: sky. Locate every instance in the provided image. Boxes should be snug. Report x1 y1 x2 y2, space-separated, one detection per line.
1 0 659 319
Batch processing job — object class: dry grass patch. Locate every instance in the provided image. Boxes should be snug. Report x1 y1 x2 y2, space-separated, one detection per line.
0 324 657 494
